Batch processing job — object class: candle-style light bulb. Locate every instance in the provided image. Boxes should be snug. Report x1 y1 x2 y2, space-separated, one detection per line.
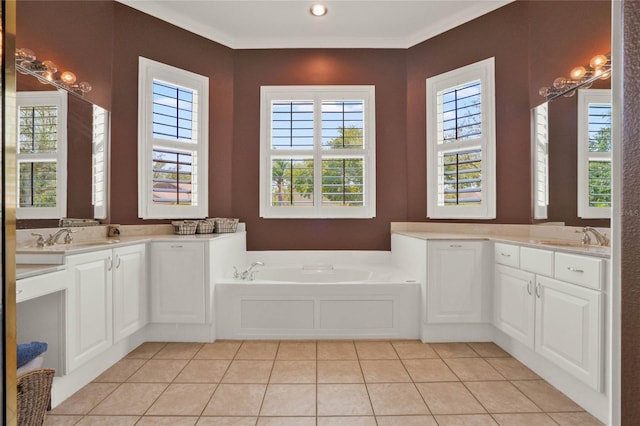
60 71 76 85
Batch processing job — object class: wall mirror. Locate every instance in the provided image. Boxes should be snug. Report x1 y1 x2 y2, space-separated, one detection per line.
16 72 109 228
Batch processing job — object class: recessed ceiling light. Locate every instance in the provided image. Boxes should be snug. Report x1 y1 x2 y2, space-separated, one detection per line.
310 4 328 17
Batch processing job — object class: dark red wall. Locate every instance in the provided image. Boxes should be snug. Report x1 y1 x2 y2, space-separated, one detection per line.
233 49 407 250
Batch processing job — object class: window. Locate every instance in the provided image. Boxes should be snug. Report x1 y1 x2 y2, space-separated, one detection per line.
532 102 549 220
138 57 209 219
426 58 496 219
260 86 376 219
577 89 612 219
16 91 67 219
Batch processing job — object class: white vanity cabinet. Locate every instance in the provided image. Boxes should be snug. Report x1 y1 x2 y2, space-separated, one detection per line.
150 241 206 324
113 244 147 342
66 249 114 372
427 240 488 323
493 243 605 391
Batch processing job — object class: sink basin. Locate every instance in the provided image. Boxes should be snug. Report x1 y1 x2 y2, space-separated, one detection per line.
530 239 590 247
70 239 121 247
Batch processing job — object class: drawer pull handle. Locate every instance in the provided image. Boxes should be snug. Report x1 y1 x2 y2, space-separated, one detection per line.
170 245 184 249
16 289 23 295
107 256 113 271
527 280 532 295
116 255 121 269
501 253 511 257
567 266 585 273
449 244 462 248
536 282 541 298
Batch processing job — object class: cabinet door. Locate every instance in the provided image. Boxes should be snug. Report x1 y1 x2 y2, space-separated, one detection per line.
66 249 113 372
535 276 602 390
151 242 206 323
494 264 535 349
113 244 147 342
427 241 485 323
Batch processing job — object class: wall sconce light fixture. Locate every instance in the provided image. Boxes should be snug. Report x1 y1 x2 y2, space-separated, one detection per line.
539 52 611 101
15 47 92 96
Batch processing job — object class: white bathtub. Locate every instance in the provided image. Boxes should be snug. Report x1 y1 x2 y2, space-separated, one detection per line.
215 252 421 339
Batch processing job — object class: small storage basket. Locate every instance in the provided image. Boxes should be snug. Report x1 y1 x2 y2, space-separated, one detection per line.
214 218 239 233
17 368 55 426
171 220 198 235
196 219 215 234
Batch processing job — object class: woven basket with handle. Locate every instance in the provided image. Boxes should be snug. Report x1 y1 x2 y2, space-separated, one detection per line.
17 368 55 426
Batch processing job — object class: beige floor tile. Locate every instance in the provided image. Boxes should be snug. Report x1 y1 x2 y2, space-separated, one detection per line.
269 360 316 383
403 359 459 382
492 413 558 425
43 415 83 425
202 384 266 416
90 383 167 415
434 414 498 425
360 359 411 382
443 358 505 381
468 342 510 358
431 343 479 358
257 417 316 426
49 383 119 415
392 341 439 359
125 342 167 359
259 384 316 416
93 359 146 383
276 341 316 360
221 360 273 383
317 417 377 426
174 359 231 383
317 360 364 383
75 416 139 425
548 412 605 425
136 416 198 425
147 383 217 416
416 382 485 415
317 341 358 360
126 359 188 383
485 358 540 380
376 415 438 425
153 342 204 359
235 341 279 360
355 341 399 359
465 381 541 413
194 341 242 359
317 383 373 416
367 383 430 415
197 418 257 426
511 380 583 412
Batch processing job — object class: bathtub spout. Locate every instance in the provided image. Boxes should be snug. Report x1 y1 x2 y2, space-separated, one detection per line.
237 261 265 281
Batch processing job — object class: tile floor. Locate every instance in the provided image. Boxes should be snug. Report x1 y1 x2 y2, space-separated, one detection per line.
45 340 604 426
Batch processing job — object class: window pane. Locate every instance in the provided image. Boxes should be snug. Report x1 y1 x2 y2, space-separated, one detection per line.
321 158 364 206
152 81 195 142
271 101 314 149
588 103 612 153
588 160 612 207
152 148 193 205
19 161 57 207
322 100 364 149
439 80 481 144
271 158 314 206
18 105 58 153
440 148 482 205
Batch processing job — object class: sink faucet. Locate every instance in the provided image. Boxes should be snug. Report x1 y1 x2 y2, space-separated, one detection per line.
47 228 74 246
234 261 265 281
577 226 610 247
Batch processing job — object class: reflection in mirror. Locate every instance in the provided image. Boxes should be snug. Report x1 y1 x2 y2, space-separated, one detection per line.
16 75 109 228
532 102 549 220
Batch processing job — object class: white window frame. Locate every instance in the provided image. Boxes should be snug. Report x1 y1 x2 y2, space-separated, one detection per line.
532 102 549 220
577 89 612 219
426 57 496 219
138 57 209 219
259 85 376 219
16 91 68 219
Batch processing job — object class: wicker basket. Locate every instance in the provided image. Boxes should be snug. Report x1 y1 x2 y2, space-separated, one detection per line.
196 219 215 234
171 220 198 235
17 368 55 426
214 218 239 233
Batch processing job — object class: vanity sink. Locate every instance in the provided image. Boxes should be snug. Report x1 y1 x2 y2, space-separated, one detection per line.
70 239 121 247
531 239 586 247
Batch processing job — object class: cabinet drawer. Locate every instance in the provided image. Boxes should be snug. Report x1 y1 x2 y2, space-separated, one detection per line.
17 270 68 303
520 247 554 277
554 253 604 290
494 243 520 268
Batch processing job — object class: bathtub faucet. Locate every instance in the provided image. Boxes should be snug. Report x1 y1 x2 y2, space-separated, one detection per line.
234 261 265 281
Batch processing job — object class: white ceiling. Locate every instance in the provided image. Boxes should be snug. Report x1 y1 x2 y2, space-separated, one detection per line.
117 0 515 49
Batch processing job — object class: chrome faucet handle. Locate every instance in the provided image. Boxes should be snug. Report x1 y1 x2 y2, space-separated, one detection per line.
64 231 74 244
31 232 46 247
575 229 591 245
233 266 240 279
